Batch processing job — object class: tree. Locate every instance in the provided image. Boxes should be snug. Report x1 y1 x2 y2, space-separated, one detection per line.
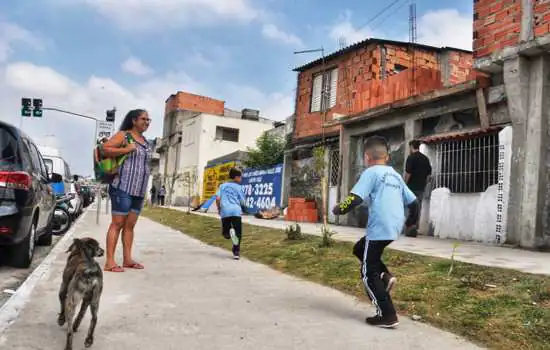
180 170 198 213
244 132 286 168
164 172 183 206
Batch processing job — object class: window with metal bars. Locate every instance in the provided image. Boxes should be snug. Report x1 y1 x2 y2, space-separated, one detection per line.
329 150 340 186
432 132 499 193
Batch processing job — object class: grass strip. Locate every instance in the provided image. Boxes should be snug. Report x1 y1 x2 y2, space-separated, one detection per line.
143 207 550 350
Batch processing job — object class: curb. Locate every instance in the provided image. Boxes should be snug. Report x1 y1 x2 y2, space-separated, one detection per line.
0 209 90 335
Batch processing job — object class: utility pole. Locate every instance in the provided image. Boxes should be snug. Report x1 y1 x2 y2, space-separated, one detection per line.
294 47 329 227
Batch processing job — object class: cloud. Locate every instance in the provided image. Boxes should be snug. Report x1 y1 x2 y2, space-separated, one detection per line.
261 23 303 47
121 57 154 76
417 9 473 51
0 60 292 175
328 8 473 51
329 10 375 47
57 0 258 31
0 21 43 62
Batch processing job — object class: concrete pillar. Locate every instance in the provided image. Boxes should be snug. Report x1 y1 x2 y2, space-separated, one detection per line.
439 51 451 86
281 152 292 207
403 119 422 173
503 54 550 249
339 129 355 226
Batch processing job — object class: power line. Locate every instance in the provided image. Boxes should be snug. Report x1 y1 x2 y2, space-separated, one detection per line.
356 0 406 31
367 0 410 30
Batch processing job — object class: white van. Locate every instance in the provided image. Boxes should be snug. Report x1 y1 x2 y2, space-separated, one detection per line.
38 146 82 216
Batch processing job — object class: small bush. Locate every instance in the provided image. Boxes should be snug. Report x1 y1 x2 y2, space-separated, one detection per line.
319 225 336 248
285 223 303 241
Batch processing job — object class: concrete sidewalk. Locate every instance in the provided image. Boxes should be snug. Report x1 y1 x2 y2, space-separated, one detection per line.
171 207 550 276
0 209 481 349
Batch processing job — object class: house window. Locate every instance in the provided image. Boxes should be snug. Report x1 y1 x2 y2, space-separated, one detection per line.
215 126 239 142
310 67 338 112
432 132 499 193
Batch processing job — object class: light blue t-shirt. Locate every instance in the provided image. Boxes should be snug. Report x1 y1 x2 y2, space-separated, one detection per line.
351 165 417 241
216 181 246 218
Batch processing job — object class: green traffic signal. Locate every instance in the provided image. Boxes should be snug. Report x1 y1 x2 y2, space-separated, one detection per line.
32 109 43 117
21 107 31 117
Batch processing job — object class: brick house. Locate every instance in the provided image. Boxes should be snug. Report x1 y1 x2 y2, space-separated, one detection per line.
472 0 550 250
284 37 514 246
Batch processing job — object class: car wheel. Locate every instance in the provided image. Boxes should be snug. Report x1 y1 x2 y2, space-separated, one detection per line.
37 218 53 246
9 220 36 268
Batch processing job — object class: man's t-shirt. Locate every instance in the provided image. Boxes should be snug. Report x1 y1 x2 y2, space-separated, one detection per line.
405 151 432 192
216 182 245 218
351 165 417 241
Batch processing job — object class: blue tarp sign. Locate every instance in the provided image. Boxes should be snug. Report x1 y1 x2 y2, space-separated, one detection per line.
241 163 283 214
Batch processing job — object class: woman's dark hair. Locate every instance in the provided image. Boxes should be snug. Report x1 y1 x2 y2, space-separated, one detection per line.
229 167 242 179
119 109 147 131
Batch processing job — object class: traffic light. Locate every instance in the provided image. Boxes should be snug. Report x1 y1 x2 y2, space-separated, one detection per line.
32 99 43 117
21 98 31 117
106 108 116 122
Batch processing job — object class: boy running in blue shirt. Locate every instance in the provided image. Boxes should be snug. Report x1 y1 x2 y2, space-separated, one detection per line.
333 136 419 328
216 168 246 260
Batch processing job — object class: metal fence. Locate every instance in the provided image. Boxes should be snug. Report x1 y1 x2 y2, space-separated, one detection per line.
432 132 499 193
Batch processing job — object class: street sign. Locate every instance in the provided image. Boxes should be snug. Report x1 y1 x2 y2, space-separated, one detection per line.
95 121 115 140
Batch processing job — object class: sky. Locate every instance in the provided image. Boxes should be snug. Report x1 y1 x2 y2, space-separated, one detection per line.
0 0 474 176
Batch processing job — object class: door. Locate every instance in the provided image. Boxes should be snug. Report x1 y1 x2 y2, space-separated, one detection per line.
328 149 340 224
26 140 50 231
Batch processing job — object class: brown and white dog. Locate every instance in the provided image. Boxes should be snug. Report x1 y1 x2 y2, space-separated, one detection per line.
57 237 104 350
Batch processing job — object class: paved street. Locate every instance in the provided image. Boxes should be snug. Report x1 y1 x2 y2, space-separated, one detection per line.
0 234 63 309
0 209 481 350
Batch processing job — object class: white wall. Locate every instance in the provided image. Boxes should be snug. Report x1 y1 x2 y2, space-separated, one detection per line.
163 113 273 203
197 114 272 192
422 126 513 244
429 186 498 243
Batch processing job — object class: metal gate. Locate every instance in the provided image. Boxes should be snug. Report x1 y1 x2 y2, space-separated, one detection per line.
328 149 340 224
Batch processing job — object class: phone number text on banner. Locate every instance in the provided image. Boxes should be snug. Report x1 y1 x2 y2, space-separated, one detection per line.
241 164 283 214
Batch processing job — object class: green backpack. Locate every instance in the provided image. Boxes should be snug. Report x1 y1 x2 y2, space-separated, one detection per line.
93 132 134 184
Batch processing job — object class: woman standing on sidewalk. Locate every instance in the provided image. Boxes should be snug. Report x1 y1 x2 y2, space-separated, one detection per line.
101 109 151 272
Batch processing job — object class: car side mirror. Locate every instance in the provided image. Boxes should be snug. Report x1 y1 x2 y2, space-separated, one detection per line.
50 172 63 183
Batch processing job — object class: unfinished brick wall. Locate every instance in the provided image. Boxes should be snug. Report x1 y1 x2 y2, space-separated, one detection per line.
534 0 550 36
448 51 474 85
165 91 225 116
294 42 472 140
471 0 550 58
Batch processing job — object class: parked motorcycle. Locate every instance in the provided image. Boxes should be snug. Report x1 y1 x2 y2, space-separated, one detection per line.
52 194 73 236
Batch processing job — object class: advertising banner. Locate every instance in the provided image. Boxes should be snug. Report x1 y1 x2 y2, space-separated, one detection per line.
241 163 283 214
202 161 237 201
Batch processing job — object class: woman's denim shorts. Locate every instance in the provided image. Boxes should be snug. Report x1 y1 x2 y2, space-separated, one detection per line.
109 185 144 216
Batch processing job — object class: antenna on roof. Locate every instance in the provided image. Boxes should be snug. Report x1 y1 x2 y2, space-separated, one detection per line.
408 0 417 95
338 36 347 49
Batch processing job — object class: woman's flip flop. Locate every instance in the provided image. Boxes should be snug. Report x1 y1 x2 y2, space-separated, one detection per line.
104 265 125 272
123 262 144 270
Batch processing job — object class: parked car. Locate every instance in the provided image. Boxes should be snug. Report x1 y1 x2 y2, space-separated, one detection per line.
38 146 82 218
0 121 60 268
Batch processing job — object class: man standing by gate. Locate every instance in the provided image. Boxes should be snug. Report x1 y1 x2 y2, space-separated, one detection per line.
404 140 431 237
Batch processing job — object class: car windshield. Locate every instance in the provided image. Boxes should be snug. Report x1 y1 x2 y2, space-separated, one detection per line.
0 126 20 171
44 158 53 175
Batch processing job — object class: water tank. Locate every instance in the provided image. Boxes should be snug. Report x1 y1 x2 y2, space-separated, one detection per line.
241 108 260 121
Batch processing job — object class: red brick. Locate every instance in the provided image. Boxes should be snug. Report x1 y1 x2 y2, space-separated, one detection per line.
165 91 225 116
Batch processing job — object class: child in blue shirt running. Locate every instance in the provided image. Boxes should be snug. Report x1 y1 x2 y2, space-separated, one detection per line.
216 168 247 260
332 136 419 329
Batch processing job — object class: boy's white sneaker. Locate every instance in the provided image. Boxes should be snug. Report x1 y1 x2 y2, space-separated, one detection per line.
229 227 239 246
233 255 240 260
